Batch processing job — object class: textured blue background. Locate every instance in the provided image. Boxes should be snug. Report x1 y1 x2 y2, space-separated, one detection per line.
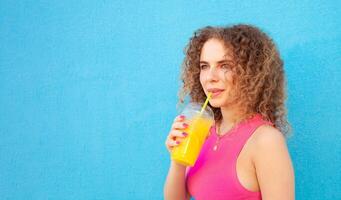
1 0 340 199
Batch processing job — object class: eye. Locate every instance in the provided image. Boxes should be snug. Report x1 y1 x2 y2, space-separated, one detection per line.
200 65 209 70
221 64 232 70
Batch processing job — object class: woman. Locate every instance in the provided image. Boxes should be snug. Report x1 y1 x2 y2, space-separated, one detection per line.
164 24 295 200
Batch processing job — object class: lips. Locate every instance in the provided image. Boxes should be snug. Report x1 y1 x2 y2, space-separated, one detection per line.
207 88 225 97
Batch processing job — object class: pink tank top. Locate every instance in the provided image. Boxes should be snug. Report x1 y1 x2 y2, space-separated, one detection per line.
186 114 273 200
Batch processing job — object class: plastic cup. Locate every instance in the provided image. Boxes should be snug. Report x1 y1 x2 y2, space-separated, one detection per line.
171 102 214 166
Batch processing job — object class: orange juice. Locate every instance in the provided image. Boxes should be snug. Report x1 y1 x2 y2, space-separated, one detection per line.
171 113 214 166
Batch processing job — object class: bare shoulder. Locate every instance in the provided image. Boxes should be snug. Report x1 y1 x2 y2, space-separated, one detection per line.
252 125 287 148
248 124 290 165
247 125 292 173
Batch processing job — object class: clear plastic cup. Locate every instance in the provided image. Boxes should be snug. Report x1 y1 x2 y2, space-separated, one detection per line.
171 102 214 166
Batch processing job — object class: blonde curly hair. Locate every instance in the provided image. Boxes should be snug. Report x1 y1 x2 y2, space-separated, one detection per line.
177 24 291 137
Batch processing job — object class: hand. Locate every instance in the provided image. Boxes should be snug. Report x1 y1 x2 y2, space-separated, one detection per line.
165 115 189 153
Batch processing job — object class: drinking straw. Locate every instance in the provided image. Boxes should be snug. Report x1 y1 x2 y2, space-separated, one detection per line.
200 92 212 115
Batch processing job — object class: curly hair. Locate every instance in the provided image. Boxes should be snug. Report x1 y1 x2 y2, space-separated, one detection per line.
177 24 291 137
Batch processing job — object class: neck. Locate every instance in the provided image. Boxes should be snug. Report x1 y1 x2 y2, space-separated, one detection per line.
221 105 242 124
216 106 242 136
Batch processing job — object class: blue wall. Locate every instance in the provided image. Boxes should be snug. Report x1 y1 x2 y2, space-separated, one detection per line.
1 0 340 199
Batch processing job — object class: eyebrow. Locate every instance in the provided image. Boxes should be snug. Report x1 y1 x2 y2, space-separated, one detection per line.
199 59 233 64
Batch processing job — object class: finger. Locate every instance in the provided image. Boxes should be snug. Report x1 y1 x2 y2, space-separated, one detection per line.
169 130 188 138
166 139 181 148
173 115 186 122
171 121 189 130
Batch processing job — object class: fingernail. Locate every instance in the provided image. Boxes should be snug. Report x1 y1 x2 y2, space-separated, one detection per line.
180 115 185 119
182 132 188 136
176 141 180 144
183 123 188 127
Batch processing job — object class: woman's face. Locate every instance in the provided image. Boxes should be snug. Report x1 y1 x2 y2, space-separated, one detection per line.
199 38 235 108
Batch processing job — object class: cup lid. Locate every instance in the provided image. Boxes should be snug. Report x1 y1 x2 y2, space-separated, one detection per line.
181 102 214 119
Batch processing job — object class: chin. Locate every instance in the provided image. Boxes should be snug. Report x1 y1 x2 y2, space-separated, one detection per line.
209 100 224 108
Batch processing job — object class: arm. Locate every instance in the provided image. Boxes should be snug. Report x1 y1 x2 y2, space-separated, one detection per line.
253 126 295 200
163 161 191 200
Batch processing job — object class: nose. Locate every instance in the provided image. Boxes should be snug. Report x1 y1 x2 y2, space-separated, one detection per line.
206 66 219 82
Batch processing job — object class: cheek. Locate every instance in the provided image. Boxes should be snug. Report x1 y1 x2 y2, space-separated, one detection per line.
222 73 235 93
223 71 234 84
199 72 205 86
